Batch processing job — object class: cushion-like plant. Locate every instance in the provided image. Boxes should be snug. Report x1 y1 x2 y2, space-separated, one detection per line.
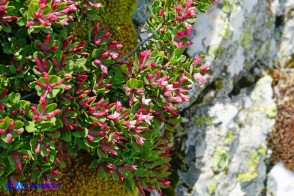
0 0 214 195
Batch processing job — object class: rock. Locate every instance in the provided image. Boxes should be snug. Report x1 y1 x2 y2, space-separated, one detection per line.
269 162 294 196
176 76 276 196
278 0 294 67
172 0 294 194
179 0 278 110
132 0 151 28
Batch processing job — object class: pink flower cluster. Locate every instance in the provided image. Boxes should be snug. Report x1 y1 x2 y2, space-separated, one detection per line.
0 0 18 27
25 0 77 27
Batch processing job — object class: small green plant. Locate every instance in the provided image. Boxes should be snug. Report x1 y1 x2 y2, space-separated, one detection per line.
0 0 214 195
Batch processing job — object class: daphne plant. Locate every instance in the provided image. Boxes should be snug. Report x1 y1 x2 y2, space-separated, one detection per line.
0 0 215 195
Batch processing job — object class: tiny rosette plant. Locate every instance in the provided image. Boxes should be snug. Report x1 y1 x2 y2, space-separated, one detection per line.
0 0 215 195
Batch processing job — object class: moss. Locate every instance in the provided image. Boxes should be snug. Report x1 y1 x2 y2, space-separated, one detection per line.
99 0 138 56
208 182 216 195
237 149 261 182
287 54 294 68
72 0 138 58
4 153 138 196
213 78 224 91
213 146 230 172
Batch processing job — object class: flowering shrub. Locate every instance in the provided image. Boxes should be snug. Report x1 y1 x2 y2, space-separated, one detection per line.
0 0 214 195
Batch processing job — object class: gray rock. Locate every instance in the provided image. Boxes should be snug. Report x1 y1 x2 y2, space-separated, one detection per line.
174 0 294 195
132 0 151 28
177 75 276 196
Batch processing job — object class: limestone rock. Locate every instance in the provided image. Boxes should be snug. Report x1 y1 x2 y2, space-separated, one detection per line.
176 76 276 196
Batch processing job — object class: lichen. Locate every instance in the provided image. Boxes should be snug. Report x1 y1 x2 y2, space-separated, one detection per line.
223 130 235 144
213 146 230 172
208 45 224 59
222 0 231 13
208 182 216 195
237 149 262 182
220 27 231 40
194 116 213 126
238 16 255 48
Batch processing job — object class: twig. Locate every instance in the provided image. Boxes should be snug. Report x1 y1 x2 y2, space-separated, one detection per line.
121 23 163 61
21 92 37 100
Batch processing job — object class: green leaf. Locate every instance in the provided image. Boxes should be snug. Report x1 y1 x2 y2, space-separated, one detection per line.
98 167 106 178
47 131 60 139
8 155 16 169
66 146 77 156
45 103 57 113
28 2 40 19
42 4 51 15
31 170 42 182
13 120 24 129
25 121 37 133
126 78 143 89
17 17 26 26
75 138 87 149
112 71 127 85
2 42 11 54
134 168 145 177
60 131 71 142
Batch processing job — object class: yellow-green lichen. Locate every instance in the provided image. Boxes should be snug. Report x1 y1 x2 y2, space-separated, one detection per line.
237 149 263 182
254 102 277 119
238 16 255 48
222 0 238 14
223 131 235 144
194 116 213 126
208 182 217 195
213 146 230 172
208 45 224 59
220 27 231 40
256 146 267 156
222 0 231 13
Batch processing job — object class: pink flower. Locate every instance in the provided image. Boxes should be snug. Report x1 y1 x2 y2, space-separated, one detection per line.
139 50 151 66
199 63 210 72
121 164 137 171
176 0 196 21
194 73 206 84
175 23 193 41
136 137 146 146
158 9 164 16
12 152 22 171
192 56 202 66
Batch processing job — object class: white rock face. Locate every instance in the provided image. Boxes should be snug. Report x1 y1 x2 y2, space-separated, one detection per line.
177 76 276 196
270 162 294 196
175 0 293 195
